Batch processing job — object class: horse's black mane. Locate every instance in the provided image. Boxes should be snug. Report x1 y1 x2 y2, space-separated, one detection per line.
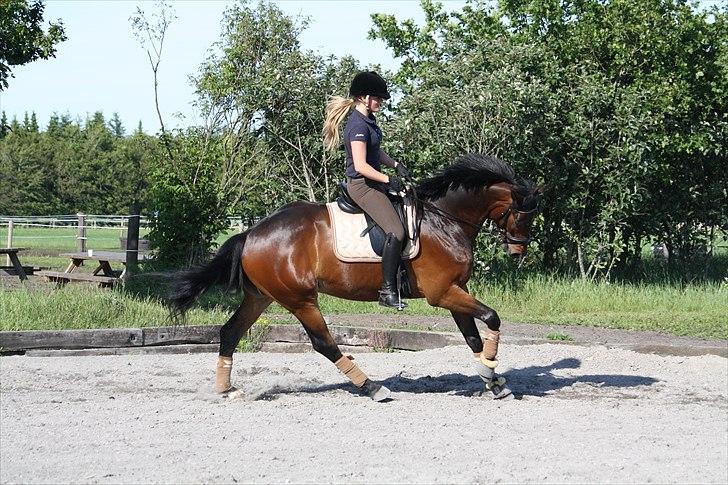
417 153 515 199
417 153 536 209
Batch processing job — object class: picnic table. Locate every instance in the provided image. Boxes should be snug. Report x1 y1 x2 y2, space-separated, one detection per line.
0 248 28 281
38 251 150 287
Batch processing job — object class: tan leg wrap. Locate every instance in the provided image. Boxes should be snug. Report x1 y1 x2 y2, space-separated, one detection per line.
475 352 499 369
334 355 368 387
483 330 500 360
215 356 233 393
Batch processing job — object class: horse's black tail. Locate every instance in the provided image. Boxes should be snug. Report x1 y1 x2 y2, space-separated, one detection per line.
168 231 248 321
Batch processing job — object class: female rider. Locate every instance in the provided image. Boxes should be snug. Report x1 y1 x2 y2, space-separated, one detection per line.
323 71 411 309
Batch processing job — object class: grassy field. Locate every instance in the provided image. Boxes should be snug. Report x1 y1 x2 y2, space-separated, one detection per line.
2 225 725 339
1 274 725 339
0 225 238 269
1 226 150 251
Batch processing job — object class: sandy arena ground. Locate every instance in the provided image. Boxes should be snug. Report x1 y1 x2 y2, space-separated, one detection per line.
1 342 727 483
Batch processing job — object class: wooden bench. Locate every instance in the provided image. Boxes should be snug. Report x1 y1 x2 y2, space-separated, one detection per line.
60 251 150 280
36 270 116 287
0 248 28 281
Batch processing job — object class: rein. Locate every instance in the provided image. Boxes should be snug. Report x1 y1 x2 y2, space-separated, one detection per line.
420 200 485 231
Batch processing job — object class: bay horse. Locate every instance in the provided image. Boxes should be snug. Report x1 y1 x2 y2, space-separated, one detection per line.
169 153 541 401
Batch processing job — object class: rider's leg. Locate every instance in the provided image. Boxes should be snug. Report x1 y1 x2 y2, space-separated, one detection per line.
346 178 407 308
379 232 405 308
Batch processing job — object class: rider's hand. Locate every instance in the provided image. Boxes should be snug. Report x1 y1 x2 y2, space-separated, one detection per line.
388 175 404 193
395 162 411 180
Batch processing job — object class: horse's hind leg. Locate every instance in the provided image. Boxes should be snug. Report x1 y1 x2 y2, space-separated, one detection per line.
291 303 391 402
215 290 272 393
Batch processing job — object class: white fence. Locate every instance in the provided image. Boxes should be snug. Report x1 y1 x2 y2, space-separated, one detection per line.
1 214 249 253
0 214 150 229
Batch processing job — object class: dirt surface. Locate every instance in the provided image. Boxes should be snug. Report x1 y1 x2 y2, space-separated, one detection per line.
2 342 727 484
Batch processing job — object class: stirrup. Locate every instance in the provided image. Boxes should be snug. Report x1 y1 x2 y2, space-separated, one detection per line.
379 290 407 310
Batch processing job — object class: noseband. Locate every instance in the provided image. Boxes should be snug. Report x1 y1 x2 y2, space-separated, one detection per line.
496 205 537 245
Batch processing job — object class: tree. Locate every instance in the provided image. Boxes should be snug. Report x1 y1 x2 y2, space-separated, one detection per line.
370 0 727 278
0 0 66 90
134 0 360 265
109 113 125 138
0 112 8 138
192 1 361 212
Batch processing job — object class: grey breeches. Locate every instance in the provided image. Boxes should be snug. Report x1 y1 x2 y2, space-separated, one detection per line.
346 177 405 241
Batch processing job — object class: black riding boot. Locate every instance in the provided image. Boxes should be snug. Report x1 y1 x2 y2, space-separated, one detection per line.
379 233 407 309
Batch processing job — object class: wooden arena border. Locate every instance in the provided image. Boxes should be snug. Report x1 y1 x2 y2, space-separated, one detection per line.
1 324 725 358
0 324 463 355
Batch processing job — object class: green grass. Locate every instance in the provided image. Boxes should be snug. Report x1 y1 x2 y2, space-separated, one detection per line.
1 273 725 339
0 226 239 270
546 331 574 341
1 226 151 252
0 285 224 330
470 275 727 338
236 317 272 352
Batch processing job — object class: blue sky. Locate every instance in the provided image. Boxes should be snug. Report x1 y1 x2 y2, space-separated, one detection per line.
1 0 467 133
1 0 720 133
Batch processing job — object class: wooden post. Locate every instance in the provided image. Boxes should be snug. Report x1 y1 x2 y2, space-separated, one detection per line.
125 203 141 280
77 213 86 253
5 220 13 266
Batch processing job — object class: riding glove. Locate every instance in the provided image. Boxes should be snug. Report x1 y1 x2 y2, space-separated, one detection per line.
388 175 404 193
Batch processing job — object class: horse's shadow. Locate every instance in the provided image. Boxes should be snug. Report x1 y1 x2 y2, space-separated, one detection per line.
249 357 659 400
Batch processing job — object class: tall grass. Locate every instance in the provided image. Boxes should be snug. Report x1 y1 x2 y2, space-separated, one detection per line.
0 285 229 330
471 275 727 338
1 273 725 338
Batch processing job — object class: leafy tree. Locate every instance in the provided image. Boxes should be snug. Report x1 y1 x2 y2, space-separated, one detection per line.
0 0 66 90
0 112 154 216
371 0 727 278
135 0 360 265
0 115 61 214
109 113 125 138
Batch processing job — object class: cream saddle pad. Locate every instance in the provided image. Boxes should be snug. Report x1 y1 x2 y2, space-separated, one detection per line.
326 200 420 263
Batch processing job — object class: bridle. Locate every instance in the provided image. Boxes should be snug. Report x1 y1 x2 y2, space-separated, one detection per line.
495 205 538 245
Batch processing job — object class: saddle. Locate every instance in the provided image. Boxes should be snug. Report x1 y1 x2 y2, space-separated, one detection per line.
326 182 420 296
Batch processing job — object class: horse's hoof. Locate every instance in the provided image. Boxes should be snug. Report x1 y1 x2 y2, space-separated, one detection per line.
362 380 392 402
220 386 243 399
370 385 392 402
490 384 513 400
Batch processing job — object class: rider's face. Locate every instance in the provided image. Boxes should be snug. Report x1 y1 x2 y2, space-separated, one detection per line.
366 95 383 112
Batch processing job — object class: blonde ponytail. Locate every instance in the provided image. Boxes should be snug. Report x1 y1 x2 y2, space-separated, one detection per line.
323 96 355 152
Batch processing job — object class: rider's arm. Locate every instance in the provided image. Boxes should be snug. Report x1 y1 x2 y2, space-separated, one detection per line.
352 140 389 183
379 149 398 169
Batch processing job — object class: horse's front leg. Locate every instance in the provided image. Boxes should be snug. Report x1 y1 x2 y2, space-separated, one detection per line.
436 285 512 399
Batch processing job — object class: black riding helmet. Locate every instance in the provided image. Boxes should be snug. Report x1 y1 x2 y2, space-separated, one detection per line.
349 71 390 100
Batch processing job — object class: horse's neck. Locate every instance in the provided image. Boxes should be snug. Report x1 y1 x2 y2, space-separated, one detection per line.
439 184 510 236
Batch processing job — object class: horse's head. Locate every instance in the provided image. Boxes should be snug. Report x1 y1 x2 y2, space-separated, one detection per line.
416 153 543 260
492 179 542 259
